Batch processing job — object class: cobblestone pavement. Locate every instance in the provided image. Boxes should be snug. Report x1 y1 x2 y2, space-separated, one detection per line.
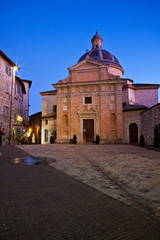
18 144 160 218
0 145 160 239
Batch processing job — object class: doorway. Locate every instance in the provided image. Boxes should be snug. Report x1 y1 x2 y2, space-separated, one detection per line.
83 119 94 142
129 123 138 143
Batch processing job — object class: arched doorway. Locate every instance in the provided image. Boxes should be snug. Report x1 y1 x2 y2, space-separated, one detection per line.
129 123 138 143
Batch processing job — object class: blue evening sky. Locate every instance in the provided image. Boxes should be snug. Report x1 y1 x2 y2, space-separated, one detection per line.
1 0 160 115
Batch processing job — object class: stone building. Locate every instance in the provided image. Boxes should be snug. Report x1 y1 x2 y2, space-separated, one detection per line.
40 33 159 144
141 103 160 146
0 50 32 145
40 90 57 144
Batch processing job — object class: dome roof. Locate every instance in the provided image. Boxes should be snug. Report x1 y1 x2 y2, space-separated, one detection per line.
78 49 122 68
78 32 123 71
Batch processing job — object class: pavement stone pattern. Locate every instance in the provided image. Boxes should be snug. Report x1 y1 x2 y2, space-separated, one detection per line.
18 144 160 218
0 145 160 239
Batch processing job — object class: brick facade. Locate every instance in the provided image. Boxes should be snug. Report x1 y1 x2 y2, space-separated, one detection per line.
40 33 160 145
0 50 32 145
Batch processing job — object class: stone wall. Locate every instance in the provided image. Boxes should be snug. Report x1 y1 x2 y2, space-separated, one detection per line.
41 117 56 144
141 103 160 145
0 56 13 144
123 110 142 143
42 94 56 116
135 88 158 107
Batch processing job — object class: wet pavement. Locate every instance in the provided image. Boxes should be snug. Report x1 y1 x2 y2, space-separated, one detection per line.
0 145 160 239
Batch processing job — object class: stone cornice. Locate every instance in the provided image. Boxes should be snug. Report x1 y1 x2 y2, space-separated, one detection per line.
53 79 124 88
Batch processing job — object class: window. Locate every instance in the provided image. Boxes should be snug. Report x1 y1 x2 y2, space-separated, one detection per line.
5 63 11 76
45 129 48 142
3 106 10 117
46 120 48 125
14 114 17 123
6 83 10 93
85 97 92 104
14 99 18 108
53 105 57 113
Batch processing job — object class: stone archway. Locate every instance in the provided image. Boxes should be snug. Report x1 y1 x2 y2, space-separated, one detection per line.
129 123 138 143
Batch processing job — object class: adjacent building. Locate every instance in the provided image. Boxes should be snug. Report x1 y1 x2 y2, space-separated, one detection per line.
0 50 32 145
29 112 42 144
41 32 159 145
40 90 57 144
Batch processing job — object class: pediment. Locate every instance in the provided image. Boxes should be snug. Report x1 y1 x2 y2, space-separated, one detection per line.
69 59 106 71
77 105 99 116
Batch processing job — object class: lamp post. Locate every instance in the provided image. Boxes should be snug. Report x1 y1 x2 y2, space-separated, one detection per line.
9 66 18 140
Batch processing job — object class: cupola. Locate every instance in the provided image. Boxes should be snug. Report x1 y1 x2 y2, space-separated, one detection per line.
91 32 103 49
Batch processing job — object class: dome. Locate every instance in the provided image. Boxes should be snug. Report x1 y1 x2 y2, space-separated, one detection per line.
78 32 123 71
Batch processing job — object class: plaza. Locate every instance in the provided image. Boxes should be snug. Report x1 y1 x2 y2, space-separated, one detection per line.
1 144 160 239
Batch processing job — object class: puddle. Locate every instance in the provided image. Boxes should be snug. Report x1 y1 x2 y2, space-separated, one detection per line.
10 156 55 165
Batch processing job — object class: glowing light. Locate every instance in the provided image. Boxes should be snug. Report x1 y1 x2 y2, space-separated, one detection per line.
14 158 20 164
27 128 32 137
17 116 23 122
13 66 18 71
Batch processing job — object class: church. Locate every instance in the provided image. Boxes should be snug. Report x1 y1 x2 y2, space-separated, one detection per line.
40 32 159 144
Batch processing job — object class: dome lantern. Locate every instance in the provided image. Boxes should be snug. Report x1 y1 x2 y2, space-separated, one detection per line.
91 32 103 49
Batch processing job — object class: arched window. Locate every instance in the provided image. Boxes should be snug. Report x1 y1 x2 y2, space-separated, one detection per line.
129 123 138 143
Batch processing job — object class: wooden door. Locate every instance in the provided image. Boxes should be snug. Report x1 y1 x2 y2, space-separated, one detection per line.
83 119 94 142
129 123 138 143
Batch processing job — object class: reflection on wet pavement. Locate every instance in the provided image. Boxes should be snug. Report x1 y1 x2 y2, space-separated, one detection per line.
10 156 55 165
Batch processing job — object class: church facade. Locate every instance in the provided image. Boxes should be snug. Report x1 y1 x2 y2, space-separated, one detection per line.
41 33 159 144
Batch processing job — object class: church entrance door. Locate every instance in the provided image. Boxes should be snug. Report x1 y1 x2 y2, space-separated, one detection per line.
83 119 94 142
129 123 138 143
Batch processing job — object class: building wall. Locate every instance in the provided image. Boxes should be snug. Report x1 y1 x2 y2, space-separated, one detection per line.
0 53 31 145
0 56 15 144
42 95 56 116
141 104 160 145
123 110 142 143
22 81 30 122
55 61 124 144
108 66 123 78
135 88 158 107
41 93 57 144
128 88 136 104
41 118 56 144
